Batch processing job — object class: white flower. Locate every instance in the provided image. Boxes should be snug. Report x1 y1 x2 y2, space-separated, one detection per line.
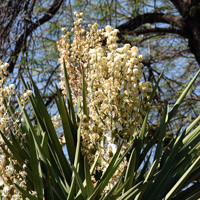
26 90 33 96
109 179 117 189
110 29 119 36
9 84 15 89
105 131 112 142
105 25 112 33
11 193 22 200
2 185 10 197
97 47 103 53
89 49 97 55
110 143 117 154
138 54 144 62
0 154 5 169
13 177 19 185
124 44 131 50
133 68 139 75
0 176 4 186
116 47 124 53
114 122 123 131
127 68 132 74
5 165 14 177
131 46 139 53
23 163 27 169
137 63 144 68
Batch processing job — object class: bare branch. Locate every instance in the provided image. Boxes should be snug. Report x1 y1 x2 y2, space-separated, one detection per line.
117 12 185 33
124 27 189 38
8 0 63 73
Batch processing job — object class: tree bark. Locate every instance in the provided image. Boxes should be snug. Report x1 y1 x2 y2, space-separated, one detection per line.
117 1 200 66
184 14 200 65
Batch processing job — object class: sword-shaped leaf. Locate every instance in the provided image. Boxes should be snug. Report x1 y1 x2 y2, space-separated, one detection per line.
29 133 44 200
84 156 93 196
165 155 200 200
63 59 77 127
168 69 200 121
14 184 38 200
55 86 76 164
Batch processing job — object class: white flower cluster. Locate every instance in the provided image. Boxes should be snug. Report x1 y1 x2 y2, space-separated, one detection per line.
58 13 152 192
0 61 33 133
0 61 36 199
0 156 27 200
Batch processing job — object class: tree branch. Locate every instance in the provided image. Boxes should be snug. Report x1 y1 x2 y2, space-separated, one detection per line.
117 12 185 33
124 27 189 38
170 0 188 17
8 0 63 73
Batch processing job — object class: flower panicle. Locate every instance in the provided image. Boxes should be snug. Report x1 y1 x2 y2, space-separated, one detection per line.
58 12 152 192
0 61 37 199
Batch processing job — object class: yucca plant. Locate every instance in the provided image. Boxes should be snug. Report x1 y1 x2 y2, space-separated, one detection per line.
0 12 200 200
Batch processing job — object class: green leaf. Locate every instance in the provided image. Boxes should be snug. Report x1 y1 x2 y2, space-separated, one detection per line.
82 68 89 122
69 125 84 199
72 165 87 199
165 155 200 200
77 96 81 117
100 143 133 193
185 115 200 136
139 128 159 167
29 133 44 200
171 181 200 200
181 166 200 188
63 59 77 126
139 108 149 144
102 171 124 200
0 144 10 157
178 126 200 162
76 152 101 199
90 152 100 175
181 188 200 200
109 173 130 200
100 144 123 181
135 160 158 200
45 177 55 200
16 94 47 166
182 123 200 147
160 127 182 168
84 156 93 196
41 131 49 158
153 102 168 171
149 70 164 103
0 130 23 165
31 79 72 185
146 162 177 199
46 158 69 197
146 129 186 200
88 181 103 200
74 124 81 168
10 131 29 160
124 148 136 193
123 174 157 200
168 69 200 121
14 184 38 200
55 86 76 164
67 173 76 200
21 75 72 195
117 180 150 200
136 153 151 184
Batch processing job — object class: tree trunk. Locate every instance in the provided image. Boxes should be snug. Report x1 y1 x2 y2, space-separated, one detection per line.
186 14 200 66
